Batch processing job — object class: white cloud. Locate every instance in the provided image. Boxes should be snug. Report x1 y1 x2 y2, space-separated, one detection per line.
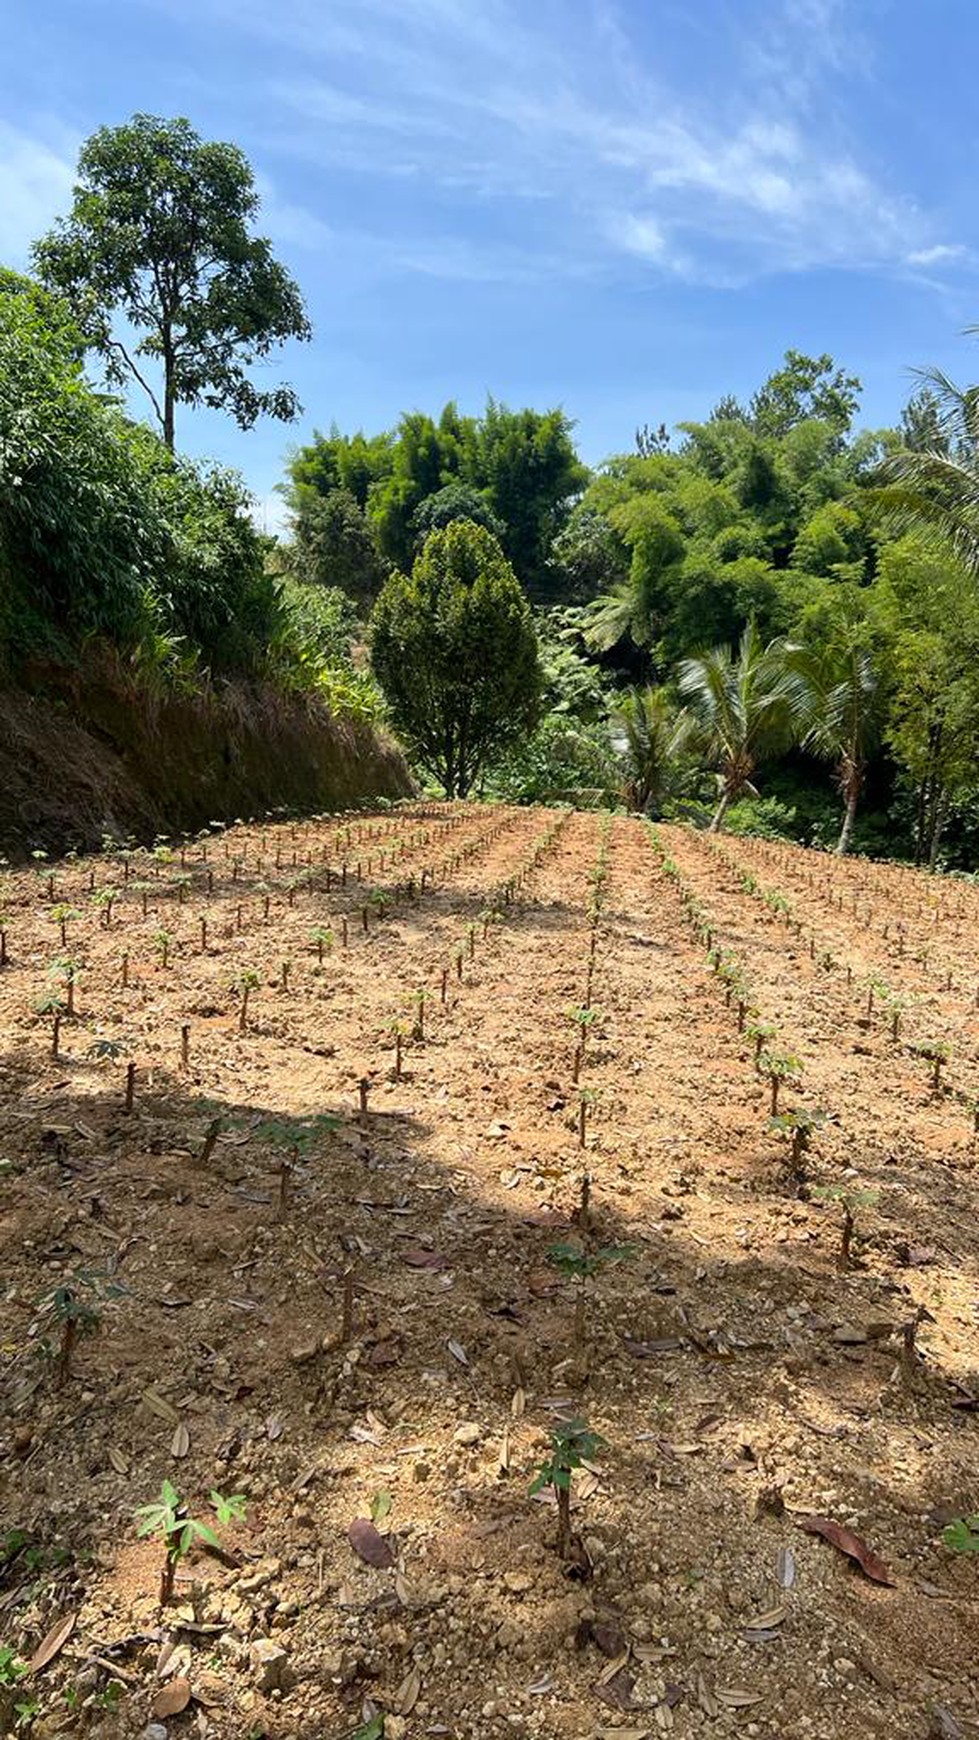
104 0 966 291
906 243 969 268
0 123 76 267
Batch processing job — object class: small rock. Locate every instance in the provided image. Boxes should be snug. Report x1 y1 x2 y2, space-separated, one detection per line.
142 1728 168 1740
250 1637 291 1693
503 1570 533 1594
454 1423 481 1446
413 1461 432 1482
290 1340 320 1366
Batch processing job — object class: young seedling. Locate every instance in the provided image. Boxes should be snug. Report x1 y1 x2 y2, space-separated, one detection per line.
767 1105 825 1186
38 1268 124 1386
943 1515 979 1554
412 989 427 1042
811 1182 879 1268
310 926 334 964
233 968 260 1033
746 1019 776 1063
530 1418 605 1562
46 955 81 1018
547 1240 633 1344
154 929 173 970
759 1049 802 1116
92 886 120 928
134 1482 246 1606
915 1039 951 1094
50 905 80 947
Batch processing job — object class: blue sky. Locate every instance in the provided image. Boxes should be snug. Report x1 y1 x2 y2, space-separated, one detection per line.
4 0 979 524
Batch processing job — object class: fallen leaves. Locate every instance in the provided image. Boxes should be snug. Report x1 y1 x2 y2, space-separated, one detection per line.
348 1517 395 1569
151 1678 192 1718
795 1514 896 1585
29 1611 77 1674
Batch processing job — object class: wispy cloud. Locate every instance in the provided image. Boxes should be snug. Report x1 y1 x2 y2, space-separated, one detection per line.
0 122 77 266
30 0 970 295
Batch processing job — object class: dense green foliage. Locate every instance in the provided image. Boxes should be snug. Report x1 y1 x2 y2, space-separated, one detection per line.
370 521 542 796
0 273 368 713
34 114 310 450
285 399 587 601
9 117 979 872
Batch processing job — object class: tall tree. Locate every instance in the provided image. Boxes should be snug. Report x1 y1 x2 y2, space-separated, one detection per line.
34 114 311 450
678 623 805 831
371 521 542 797
790 637 881 853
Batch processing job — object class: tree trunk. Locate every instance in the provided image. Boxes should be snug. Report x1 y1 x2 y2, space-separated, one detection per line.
928 787 948 871
162 328 176 450
836 767 860 856
707 787 732 833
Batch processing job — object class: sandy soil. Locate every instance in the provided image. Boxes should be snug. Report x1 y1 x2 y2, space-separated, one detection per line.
1 805 977 1740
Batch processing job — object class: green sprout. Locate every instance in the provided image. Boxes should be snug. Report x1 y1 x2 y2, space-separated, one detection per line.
38 1268 125 1385
758 1049 802 1115
767 1105 825 1186
135 1481 246 1606
233 968 261 1032
310 925 335 964
530 1418 605 1561
943 1515 979 1554
811 1181 879 1267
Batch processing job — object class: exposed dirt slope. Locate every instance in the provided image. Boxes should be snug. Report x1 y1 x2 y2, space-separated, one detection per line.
0 664 410 857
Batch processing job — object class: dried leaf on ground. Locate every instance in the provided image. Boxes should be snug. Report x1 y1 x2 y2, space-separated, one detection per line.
152 1678 192 1717
29 1611 77 1674
348 1517 395 1569
795 1514 896 1585
401 1247 447 1270
170 1420 190 1458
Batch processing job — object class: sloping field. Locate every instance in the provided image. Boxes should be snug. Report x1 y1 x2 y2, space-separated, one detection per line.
1 805 977 1740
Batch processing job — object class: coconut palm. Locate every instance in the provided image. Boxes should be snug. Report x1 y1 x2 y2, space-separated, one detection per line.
881 367 979 572
789 639 880 854
612 686 692 815
678 622 806 832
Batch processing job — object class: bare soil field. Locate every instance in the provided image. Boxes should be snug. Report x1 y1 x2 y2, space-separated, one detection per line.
1 804 977 1740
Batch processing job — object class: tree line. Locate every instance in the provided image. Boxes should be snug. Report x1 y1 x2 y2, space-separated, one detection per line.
5 111 979 865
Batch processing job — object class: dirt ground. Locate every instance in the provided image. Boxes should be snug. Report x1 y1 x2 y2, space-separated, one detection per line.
1 804 977 1740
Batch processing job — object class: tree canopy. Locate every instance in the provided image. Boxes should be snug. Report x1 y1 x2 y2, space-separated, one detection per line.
370 520 542 796
34 114 311 450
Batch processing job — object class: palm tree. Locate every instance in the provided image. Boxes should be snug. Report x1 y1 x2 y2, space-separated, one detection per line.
881 367 979 571
789 640 880 854
678 622 805 832
611 686 691 815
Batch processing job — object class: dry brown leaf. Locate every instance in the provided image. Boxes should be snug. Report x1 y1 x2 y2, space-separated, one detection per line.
498 1426 510 1474
171 1421 190 1459
596 1650 631 1685
744 1604 786 1631
152 1678 192 1717
141 1386 179 1426
777 1545 796 1588
795 1514 896 1585
393 1667 421 1715
511 1386 526 1418
107 1445 129 1474
716 1688 764 1709
447 1338 468 1366
348 1517 395 1569
402 1246 447 1270
29 1611 77 1674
